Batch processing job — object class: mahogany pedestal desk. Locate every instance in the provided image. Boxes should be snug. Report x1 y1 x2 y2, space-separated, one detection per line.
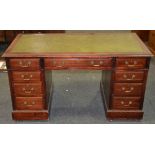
2 33 153 120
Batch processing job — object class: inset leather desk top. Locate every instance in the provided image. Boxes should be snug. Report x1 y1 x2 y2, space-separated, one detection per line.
2 33 152 57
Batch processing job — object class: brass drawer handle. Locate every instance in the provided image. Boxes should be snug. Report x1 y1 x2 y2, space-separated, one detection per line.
23 79 31 81
93 64 100 67
124 104 130 107
22 87 34 93
24 90 32 93
121 101 130 107
127 64 135 67
90 60 102 67
121 101 133 106
123 74 136 80
125 61 137 67
19 61 32 67
122 87 134 93
21 74 33 80
23 101 35 106
57 61 65 67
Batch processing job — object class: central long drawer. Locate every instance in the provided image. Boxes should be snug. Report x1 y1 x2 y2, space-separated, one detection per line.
44 58 113 69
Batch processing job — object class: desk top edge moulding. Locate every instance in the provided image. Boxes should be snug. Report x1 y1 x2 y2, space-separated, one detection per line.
2 32 153 58
1 32 153 121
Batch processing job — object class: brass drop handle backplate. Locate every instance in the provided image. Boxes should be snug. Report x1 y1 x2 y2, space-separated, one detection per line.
122 87 134 93
21 74 33 80
19 61 32 67
123 74 136 80
23 101 36 106
90 60 103 66
121 101 133 106
125 60 137 67
22 87 34 93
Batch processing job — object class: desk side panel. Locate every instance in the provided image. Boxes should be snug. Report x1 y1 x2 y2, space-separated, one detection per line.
101 70 112 108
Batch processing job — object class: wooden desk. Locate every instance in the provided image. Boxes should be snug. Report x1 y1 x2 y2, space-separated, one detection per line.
2 33 153 120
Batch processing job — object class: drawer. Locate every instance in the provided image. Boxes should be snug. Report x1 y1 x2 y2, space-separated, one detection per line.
9 58 40 70
12 71 42 82
44 58 112 69
114 71 145 82
13 83 43 97
15 97 45 110
113 83 143 96
111 97 141 110
116 58 147 69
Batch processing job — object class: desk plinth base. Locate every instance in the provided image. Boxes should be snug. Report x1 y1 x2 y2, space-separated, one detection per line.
103 107 143 120
12 110 49 120
100 82 144 120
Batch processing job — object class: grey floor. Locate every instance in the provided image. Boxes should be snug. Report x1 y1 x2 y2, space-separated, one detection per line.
0 58 155 124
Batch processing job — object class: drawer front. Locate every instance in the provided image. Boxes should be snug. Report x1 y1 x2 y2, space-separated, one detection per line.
114 71 145 82
111 97 141 110
15 97 45 110
45 58 112 69
12 71 42 82
9 59 40 70
13 83 43 96
113 83 143 96
116 58 146 69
